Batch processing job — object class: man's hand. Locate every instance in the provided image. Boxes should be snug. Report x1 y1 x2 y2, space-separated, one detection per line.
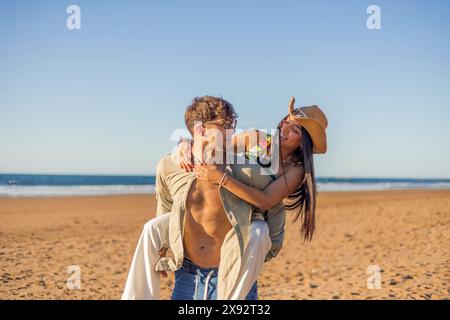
158 248 168 278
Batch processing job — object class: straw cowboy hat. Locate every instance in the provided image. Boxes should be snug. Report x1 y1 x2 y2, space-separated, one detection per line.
288 96 328 154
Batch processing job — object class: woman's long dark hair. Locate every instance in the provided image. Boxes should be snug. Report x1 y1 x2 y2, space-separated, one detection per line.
277 116 318 241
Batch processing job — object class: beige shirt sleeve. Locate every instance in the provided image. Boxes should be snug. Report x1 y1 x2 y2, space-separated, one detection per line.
155 157 173 216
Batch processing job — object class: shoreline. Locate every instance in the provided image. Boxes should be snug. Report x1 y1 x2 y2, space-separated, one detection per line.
1 187 450 199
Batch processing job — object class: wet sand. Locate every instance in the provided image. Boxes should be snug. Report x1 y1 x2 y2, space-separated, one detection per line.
0 189 449 299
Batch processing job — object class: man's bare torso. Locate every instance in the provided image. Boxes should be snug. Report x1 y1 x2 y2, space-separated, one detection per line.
183 179 232 268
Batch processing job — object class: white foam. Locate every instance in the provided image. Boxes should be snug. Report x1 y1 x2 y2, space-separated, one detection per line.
1 182 450 197
0 185 155 197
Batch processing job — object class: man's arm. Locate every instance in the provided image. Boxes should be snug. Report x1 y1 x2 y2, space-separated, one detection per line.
155 157 173 216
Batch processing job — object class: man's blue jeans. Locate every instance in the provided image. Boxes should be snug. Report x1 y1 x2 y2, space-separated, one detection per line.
171 258 258 300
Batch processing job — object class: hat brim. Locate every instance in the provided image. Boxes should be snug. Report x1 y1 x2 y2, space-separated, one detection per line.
290 117 327 154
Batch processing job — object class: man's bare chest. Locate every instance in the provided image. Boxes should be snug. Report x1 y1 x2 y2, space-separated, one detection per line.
186 181 226 220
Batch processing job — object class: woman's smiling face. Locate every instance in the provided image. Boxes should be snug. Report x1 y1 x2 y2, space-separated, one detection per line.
280 117 303 150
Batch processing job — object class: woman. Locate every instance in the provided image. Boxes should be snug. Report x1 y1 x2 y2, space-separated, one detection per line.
179 96 327 240
122 97 328 300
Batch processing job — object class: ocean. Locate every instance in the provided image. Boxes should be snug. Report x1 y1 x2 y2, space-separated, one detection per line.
0 174 156 197
1 174 450 197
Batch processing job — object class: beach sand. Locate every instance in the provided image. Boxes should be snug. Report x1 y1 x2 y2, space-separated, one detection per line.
0 189 449 300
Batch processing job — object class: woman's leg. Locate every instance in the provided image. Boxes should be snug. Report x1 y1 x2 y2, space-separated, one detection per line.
229 220 271 300
121 213 170 300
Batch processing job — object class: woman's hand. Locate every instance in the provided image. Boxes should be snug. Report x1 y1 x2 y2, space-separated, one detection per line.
194 165 225 185
176 139 194 172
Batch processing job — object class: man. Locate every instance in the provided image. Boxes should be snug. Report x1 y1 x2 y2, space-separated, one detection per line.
122 96 285 300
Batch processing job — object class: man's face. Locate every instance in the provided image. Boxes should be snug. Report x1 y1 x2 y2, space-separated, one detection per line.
197 118 237 164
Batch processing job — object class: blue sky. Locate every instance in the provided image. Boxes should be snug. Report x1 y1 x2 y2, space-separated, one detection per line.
1 0 449 178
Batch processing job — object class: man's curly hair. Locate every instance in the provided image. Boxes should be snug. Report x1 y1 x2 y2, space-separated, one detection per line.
184 96 238 134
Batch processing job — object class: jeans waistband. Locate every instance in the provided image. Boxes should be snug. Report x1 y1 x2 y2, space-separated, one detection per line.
182 258 218 275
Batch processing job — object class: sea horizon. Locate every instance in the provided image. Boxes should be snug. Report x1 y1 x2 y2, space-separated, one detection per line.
1 173 450 197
